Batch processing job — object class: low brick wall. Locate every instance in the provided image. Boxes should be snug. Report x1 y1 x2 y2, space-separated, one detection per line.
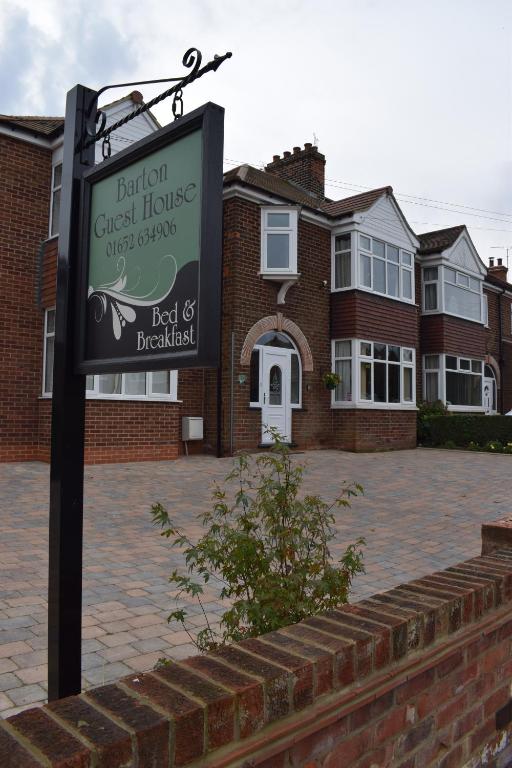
2 522 512 767
331 409 417 452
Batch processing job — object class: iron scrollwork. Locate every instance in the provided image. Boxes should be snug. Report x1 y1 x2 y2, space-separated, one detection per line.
82 47 230 152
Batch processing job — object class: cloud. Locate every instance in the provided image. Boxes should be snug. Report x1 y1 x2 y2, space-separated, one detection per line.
0 9 40 114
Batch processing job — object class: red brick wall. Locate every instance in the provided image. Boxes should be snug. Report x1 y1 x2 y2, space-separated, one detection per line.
332 409 416 451
0 134 52 461
484 286 512 413
421 314 486 357
265 144 326 198
331 291 419 348
4 528 512 767
216 197 332 454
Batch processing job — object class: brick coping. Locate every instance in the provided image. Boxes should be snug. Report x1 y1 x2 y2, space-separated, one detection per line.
1 524 512 766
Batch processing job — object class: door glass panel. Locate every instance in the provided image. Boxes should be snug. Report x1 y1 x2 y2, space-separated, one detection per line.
269 365 282 405
290 354 300 404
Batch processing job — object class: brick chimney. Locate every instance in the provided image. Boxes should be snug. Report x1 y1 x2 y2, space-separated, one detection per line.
488 257 509 283
265 143 326 199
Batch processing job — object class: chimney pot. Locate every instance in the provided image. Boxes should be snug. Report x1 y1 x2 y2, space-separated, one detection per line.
272 155 280 162
490 258 495 267
283 151 291 158
304 142 312 150
498 258 503 266
293 146 301 154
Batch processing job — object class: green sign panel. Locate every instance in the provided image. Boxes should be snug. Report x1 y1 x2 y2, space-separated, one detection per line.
78 103 224 373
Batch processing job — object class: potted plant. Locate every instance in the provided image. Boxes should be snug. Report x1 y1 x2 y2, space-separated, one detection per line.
322 371 341 390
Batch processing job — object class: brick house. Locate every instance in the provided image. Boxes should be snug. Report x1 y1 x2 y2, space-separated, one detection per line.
1 103 511 462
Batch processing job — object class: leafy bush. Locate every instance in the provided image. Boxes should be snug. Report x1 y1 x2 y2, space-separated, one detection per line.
417 400 449 444
442 440 456 449
151 431 365 651
427 415 512 448
484 440 503 453
504 443 512 455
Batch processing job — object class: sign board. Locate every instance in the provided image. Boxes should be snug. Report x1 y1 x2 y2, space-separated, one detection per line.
76 102 224 373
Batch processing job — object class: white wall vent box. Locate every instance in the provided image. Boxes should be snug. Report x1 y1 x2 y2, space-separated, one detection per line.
182 417 203 441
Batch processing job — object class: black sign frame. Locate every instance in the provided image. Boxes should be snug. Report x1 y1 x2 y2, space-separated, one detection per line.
75 101 224 375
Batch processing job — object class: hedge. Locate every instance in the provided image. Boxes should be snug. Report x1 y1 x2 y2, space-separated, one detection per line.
426 414 512 447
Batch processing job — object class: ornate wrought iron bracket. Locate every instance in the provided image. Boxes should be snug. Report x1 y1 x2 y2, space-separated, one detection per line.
82 47 231 156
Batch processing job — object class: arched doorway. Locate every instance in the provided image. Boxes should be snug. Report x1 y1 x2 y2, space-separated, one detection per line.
249 331 301 444
483 364 497 414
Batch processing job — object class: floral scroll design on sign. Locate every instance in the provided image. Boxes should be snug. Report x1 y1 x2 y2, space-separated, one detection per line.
88 254 178 340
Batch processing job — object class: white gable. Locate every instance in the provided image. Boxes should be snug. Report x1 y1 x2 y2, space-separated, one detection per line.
359 194 418 251
444 231 486 277
94 99 159 163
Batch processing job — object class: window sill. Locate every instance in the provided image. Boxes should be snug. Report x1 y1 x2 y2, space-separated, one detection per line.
260 272 300 281
40 394 180 403
421 309 484 325
331 402 418 411
447 405 486 413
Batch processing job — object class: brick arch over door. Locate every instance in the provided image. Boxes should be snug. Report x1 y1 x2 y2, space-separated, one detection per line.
240 313 314 372
485 354 501 388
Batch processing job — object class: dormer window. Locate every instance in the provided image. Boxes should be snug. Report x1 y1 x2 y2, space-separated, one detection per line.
50 162 62 237
261 207 298 274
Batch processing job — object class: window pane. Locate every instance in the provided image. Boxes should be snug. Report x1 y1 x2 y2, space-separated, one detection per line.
424 355 439 369
402 348 413 363
335 233 351 251
402 268 412 299
335 251 351 288
424 267 438 281
291 354 300 404
387 262 399 297
444 282 481 320
51 189 61 236
47 309 56 334
374 343 386 360
125 372 146 395
388 364 400 403
472 360 482 373
360 341 372 357
374 361 386 402
268 365 282 405
387 245 399 263
445 268 456 283
360 254 372 287
457 272 470 287
258 332 294 348
86 375 95 391
98 373 121 394
360 361 372 400
403 367 413 401
250 350 260 403
267 212 290 227
388 346 400 362
335 359 352 402
266 233 290 269
425 282 437 310
425 371 439 402
45 337 54 393
372 239 385 258
446 371 481 406
373 257 386 293
151 370 170 394
459 359 471 371
401 251 412 267
446 356 457 370
53 164 62 188
360 235 371 251
335 340 351 357
469 277 479 291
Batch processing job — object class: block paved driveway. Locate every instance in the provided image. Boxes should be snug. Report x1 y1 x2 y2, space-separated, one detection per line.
0 447 510 718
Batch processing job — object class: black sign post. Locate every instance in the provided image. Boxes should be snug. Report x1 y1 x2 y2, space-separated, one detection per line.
48 85 97 700
47 49 230 702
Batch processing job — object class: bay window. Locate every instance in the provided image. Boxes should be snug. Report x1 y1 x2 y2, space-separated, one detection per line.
333 234 351 288
261 207 298 274
50 163 62 237
332 339 415 407
357 235 414 301
423 354 484 410
43 309 177 400
422 265 483 322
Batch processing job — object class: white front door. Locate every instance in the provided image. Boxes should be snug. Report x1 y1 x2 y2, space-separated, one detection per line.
483 377 496 414
261 348 291 444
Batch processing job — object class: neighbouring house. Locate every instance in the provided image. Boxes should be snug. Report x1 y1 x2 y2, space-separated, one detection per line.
1 100 511 463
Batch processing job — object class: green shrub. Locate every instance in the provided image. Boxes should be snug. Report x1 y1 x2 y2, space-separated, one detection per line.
442 440 457 449
504 443 512 455
417 400 449 444
484 440 503 453
428 415 512 448
467 441 480 451
151 430 365 651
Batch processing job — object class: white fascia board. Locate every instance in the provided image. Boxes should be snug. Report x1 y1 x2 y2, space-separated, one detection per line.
363 193 420 249
444 230 487 277
223 183 332 230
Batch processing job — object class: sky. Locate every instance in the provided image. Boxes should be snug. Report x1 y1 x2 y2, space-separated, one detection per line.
1 0 511 264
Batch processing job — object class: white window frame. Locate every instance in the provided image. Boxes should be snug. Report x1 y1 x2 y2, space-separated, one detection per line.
345 233 415 303
43 309 178 401
422 353 484 412
331 338 416 409
260 207 298 275
42 308 56 395
49 162 63 238
422 264 484 323
332 233 352 290
483 294 489 327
